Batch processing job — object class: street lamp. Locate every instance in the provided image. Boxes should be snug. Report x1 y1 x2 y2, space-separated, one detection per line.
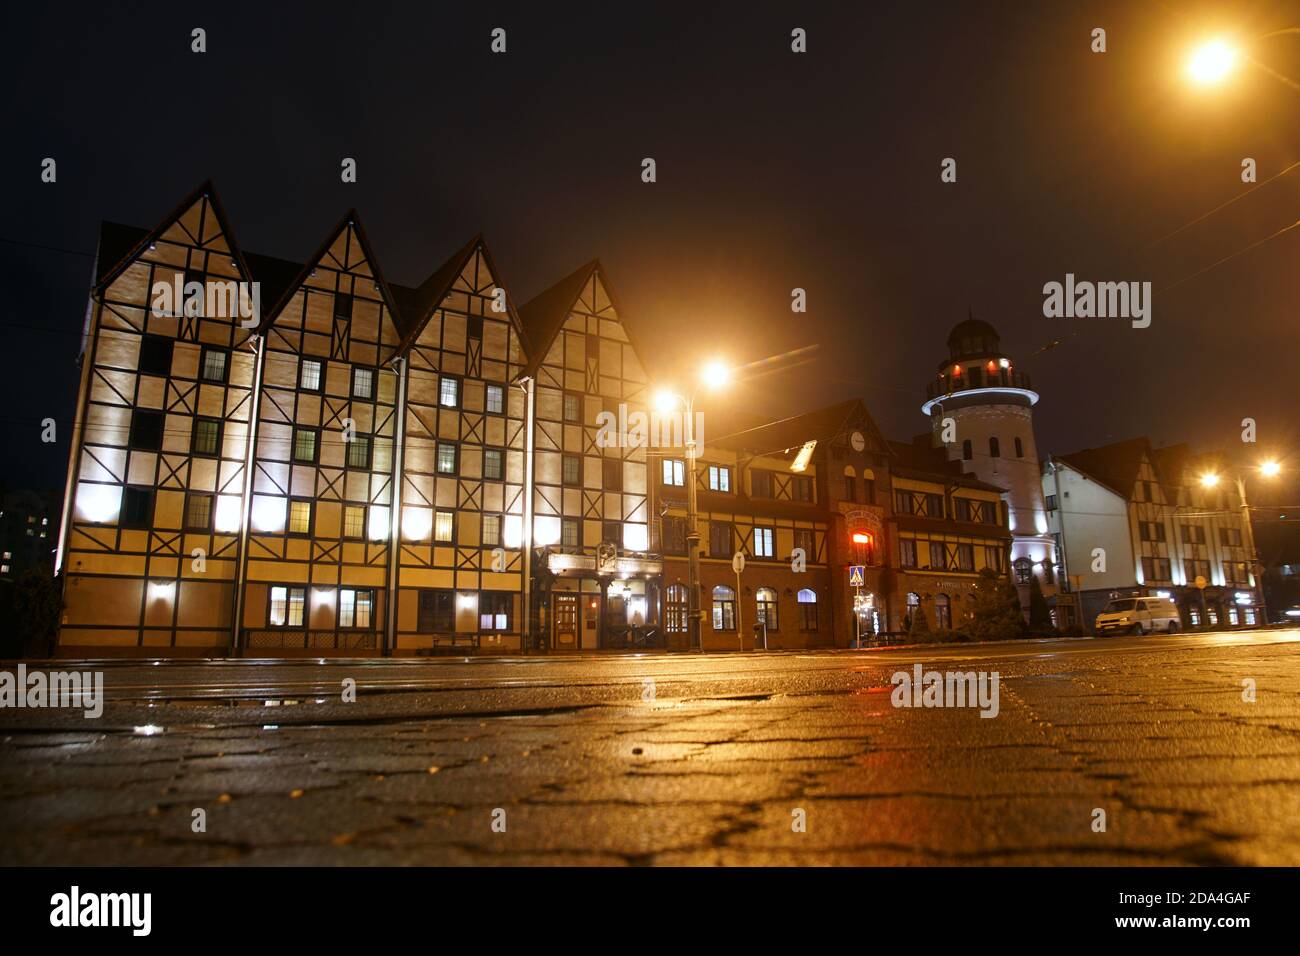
1186 39 1239 86
656 359 732 652
1197 461 1283 622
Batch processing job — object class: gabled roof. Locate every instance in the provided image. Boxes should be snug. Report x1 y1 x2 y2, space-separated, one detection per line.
1054 436 1152 498
395 234 483 351
518 259 598 363
711 398 884 458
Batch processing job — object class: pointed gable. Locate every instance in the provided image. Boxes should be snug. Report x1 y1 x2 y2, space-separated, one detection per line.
258 213 403 366
94 181 256 347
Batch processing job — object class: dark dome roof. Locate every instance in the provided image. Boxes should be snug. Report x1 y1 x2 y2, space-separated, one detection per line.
946 318 999 349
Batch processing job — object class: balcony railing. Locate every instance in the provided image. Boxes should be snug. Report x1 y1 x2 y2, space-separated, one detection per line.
926 369 1033 401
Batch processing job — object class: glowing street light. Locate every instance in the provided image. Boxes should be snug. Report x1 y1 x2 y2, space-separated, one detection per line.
1186 39 1239 86
1260 460 1282 477
701 360 731 390
1199 472 1221 488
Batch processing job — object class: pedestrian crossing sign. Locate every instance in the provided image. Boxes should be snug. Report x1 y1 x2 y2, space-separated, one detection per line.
849 565 865 587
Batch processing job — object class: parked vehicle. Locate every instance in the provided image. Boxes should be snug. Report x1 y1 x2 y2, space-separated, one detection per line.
1095 596 1181 635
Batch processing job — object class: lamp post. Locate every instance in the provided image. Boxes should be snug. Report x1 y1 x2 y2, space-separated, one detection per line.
1199 460 1282 623
657 360 731 652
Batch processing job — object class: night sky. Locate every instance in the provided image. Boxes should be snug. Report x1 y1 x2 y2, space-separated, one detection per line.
3 0 1297 492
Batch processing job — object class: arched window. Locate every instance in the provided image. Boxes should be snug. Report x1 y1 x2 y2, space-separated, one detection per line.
665 583 688 634
756 587 778 630
1014 436 1024 458
712 585 736 630
962 439 972 461
934 594 951 629
797 588 817 629
989 436 1000 458
1013 556 1033 584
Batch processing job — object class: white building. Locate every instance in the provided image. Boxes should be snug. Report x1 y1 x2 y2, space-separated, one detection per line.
1042 438 1262 629
922 318 1057 618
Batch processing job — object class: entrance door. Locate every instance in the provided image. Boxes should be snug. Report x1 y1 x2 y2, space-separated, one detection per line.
552 594 578 650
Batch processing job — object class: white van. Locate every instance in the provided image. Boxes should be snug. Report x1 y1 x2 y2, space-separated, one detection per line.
1095 596 1181 635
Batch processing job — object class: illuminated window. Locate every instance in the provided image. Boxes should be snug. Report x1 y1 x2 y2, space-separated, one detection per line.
269 585 306 627
483 449 503 480
343 505 366 539
712 585 736 630
434 510 454 542
184 493 213 531
439 376 459 408
666 584 688 633
339 589 373 628
708 466 731 492
485 384 504 414
561 518 580 548
293 428 318 463
373 439 392 472
299 359 322 391
200 347 228 383
480 592 511 630
192 417 221 456
483 514 502 547
935 594 951 629
437 443 457 474
756 587 779 630
662 459 685 486
352 367 374 399
753 527 775 558
288 500 312 535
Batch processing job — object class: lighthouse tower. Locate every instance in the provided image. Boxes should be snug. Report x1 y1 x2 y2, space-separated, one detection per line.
921 317 1057 614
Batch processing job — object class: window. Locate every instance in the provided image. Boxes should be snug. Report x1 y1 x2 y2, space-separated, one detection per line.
751 470 773 498
709 521 733 557
927 541 946 570
603 458 622 490
989 437 1000 458
480 592 511 631
293 428 318 463
1220 527 1242 547
288 499 312 535
935 594 951 629
343 505 366 539
793 475 813 502
184 492 212 531
708 465 731 492
926 494 945 518
844 476 857 502
563 392 581 423
130 410 164 451
346 434 371 469
662 515 686 554
482 514 502 547
192 417 221 456
299 358 322 391
894 490 913 515
439 376 460 408
467 314 483 340
797 588 817 629
200 347 228 383
339 588 373 628
602 520 621 546
483 449 504 481
756 587 779 630
485 384 504 414
794 528 814 559
662 458 685 487
666 584 688 634
437 443 458 474
863 478 875 505
962 439 972 461
269 585 306 627
1139 521 1166 543
418 589 455 632
1014 437 1024 458
334 292 353 319
139 335 173 377
1013 557 1033 584
753 526 775 558
562 454 581 486
352 367 374 399
953 497 971 522
983 546 1002 572
1046 494 1058 511
121 487 153 528
900 538 918 568
712 585 736 630
1181 525 1206 545
561 517 580 548
434 510 454 543
955 544 975 571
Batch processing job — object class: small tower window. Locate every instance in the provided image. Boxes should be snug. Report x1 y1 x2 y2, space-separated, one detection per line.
1014 437 1024 458
962 439 972 461
989 437 1000 458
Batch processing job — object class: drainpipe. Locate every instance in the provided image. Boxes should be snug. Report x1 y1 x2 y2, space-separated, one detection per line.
230 334 266 654
384 356 408 656
518 375 536 652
